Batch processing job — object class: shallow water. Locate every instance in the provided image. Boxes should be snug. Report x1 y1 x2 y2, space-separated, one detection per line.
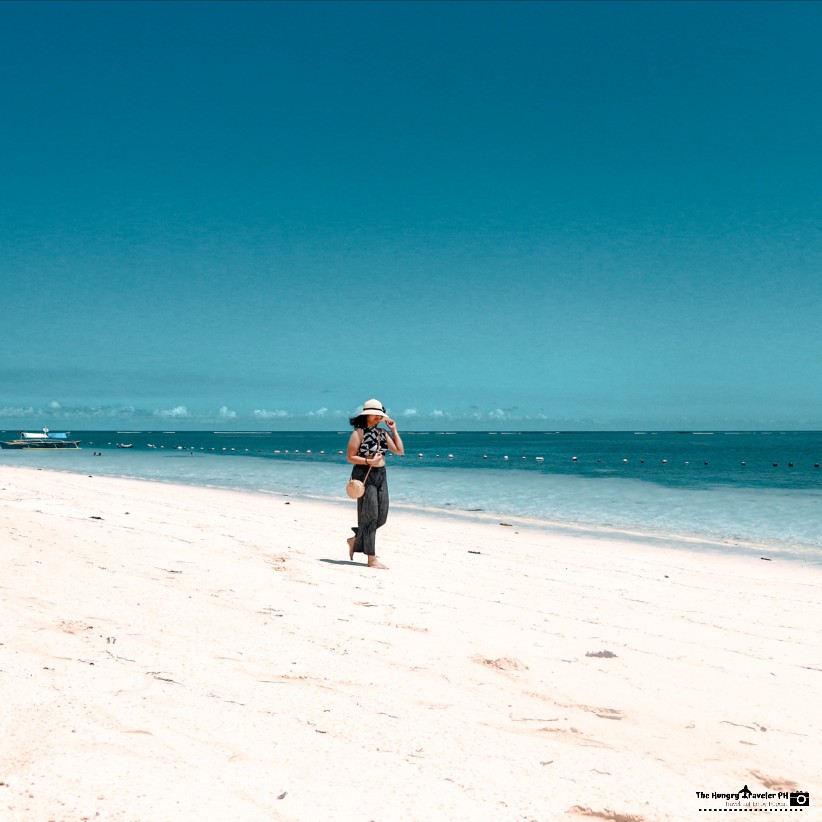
2 430 820 563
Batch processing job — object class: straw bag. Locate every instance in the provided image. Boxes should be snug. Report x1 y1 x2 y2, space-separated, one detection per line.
345 460 373 499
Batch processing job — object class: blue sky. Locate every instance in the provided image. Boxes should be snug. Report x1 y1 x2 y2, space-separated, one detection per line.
2 0 820 430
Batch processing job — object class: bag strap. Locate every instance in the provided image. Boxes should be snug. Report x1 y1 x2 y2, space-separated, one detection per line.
359 428 376 484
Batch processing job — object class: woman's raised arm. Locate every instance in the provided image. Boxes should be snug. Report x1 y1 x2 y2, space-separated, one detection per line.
384 418 404 456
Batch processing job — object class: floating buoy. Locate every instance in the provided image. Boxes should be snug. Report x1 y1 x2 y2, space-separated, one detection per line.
536 456 544 462
788 462 794 467
623 458 628 463
483 455 488 459
662 459 667 464
448 454 454 459
572 456 578 462
773 463 778 467
503 455 509 460
741 461 746 466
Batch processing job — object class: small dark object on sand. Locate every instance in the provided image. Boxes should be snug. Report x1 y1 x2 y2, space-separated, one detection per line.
500 522 513 527
468 550 481 555
586 650 617 659
760 557 772 561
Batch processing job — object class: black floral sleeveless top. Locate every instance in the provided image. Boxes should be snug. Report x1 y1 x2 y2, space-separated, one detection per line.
357 426 387 457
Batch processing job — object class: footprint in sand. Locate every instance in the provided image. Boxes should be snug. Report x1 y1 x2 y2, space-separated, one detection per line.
57 620 94 634
474 656 528 671
749 769 799 791
576 704 625 720
263 554 288 571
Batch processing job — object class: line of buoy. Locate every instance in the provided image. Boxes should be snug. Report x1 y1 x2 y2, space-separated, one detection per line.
132 445 822 470
224 450 822 468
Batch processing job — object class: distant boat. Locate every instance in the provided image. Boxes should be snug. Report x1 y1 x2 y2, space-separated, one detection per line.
117 443 134 449
1 428 80 450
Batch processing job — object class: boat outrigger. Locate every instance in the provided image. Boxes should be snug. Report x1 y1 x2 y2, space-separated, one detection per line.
0 428 81 449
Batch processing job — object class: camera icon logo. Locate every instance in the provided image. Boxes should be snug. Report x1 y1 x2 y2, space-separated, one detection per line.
789 791 810 807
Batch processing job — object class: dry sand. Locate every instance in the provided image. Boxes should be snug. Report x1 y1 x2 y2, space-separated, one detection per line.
1 464 820 821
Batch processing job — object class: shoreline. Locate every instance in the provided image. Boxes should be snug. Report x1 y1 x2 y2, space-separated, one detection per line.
4 458 821 566
2 465 821 820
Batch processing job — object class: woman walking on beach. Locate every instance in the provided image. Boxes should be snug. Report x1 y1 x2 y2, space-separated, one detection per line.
346 399 404 569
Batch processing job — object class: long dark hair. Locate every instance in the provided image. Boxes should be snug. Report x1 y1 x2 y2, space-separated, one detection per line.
349 414 370 428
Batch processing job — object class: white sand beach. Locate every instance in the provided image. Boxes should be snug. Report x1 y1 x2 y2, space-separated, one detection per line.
1 464 820 821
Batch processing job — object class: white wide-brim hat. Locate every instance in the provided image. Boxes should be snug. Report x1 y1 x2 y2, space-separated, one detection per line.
359 398 388 418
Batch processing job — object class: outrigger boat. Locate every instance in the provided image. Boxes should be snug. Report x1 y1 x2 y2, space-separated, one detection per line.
0 428 81 449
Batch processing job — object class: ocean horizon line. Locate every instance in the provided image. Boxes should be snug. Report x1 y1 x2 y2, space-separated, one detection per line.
3 427 822 435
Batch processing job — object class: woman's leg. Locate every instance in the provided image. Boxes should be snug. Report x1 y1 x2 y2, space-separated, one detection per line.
347 465 368 560
355 483 379 557
375 475 389 529
366 474 389 568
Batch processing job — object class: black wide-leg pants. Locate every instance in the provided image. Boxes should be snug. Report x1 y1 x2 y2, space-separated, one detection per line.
350 465 389 556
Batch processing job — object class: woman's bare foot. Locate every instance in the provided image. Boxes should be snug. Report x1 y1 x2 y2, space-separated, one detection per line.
367 557 388 569
346 536 355 560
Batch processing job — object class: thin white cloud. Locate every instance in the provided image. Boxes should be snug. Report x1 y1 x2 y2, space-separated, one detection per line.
0 406 37 418
252 408 289 419
308 407 329 417
1 403 148 422
218 405 237 419
402 408 419 417
154 405 192 419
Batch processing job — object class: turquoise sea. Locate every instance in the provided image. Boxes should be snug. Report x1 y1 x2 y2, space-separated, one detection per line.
2 430 820 564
